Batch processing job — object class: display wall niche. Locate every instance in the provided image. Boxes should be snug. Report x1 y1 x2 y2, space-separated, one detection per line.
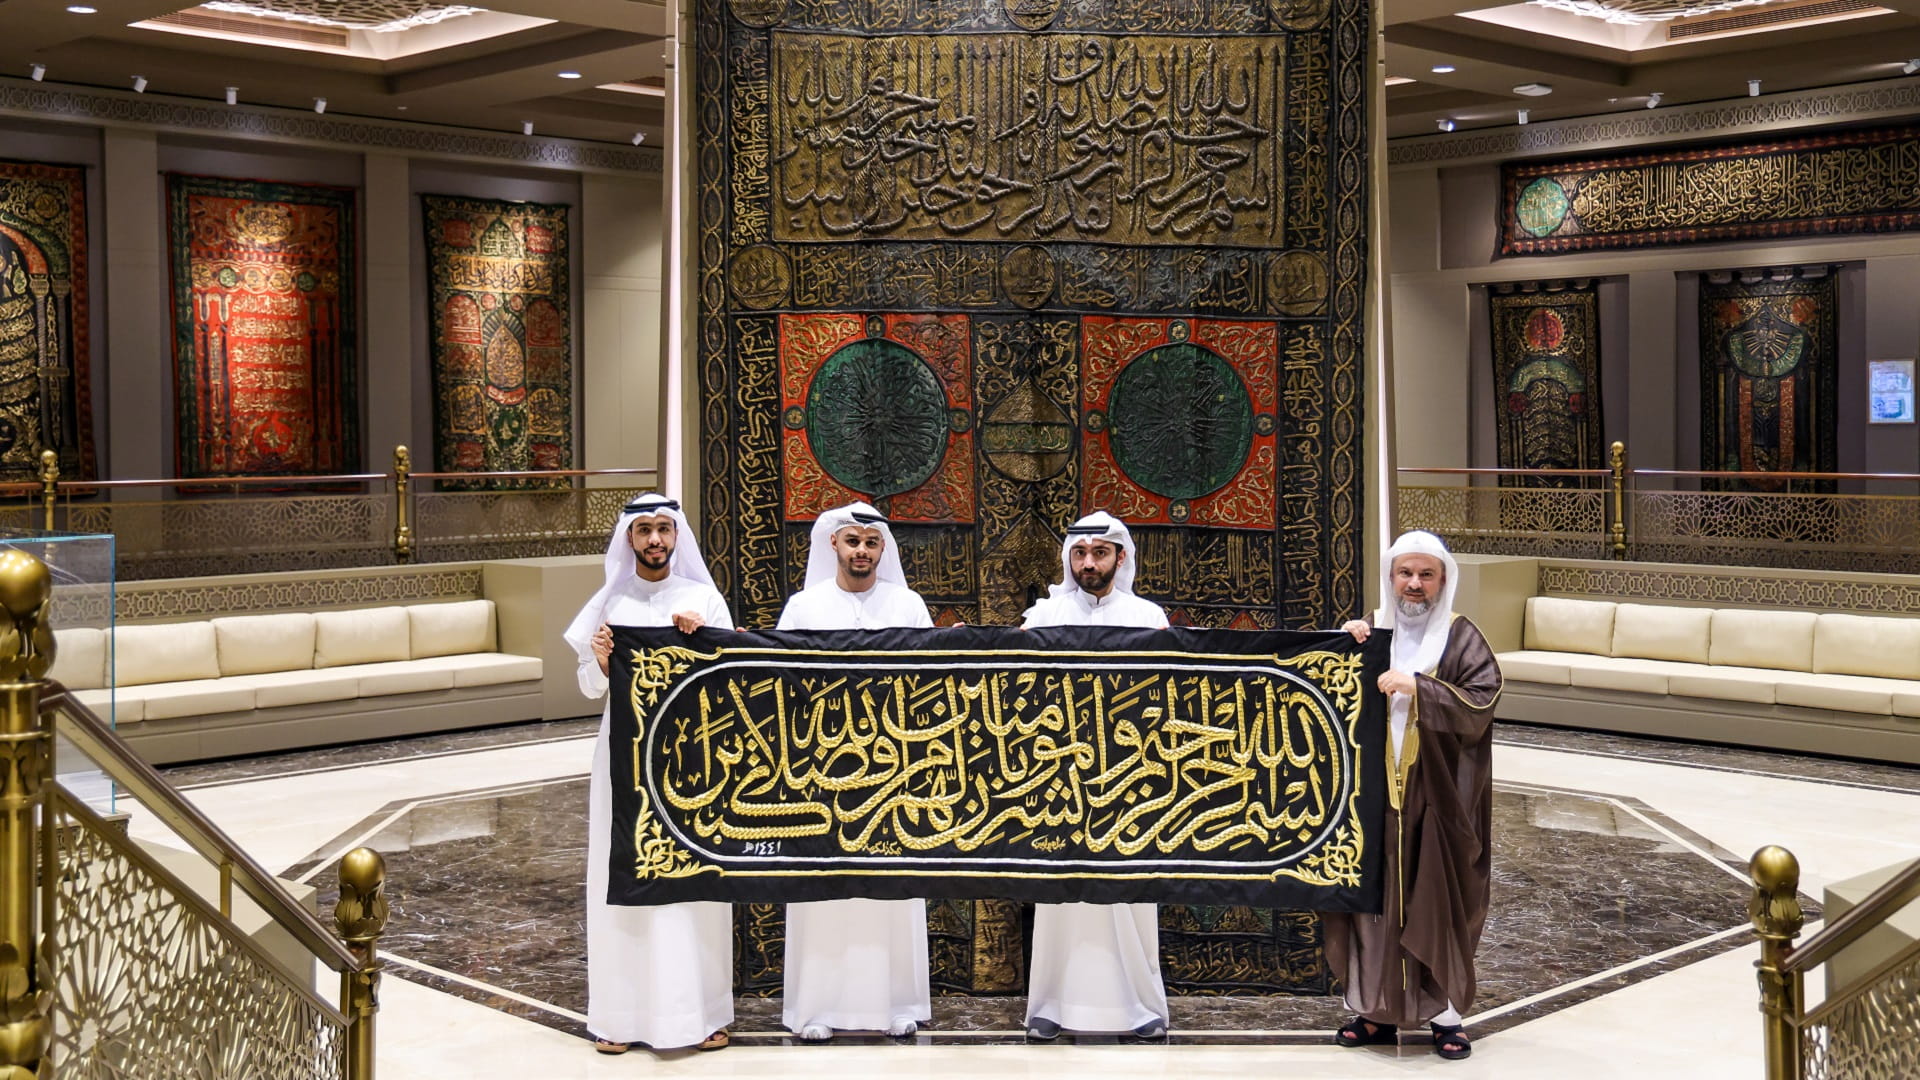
1698 266 1838 491
696 0 1369 995
167 173 359 480
422 194 572 490
0 159 95 483
1487 281 1604 485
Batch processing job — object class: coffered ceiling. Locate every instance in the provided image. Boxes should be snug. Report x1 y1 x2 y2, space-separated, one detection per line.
5 0 1920 146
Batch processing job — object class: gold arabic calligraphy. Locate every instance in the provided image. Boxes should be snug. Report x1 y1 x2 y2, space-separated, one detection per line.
635 648 1362 884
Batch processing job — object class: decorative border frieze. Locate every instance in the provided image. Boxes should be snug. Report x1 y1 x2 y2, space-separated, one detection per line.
0 79 661 175
115 565 484 622
1389 79 1920 169
1539 561 1920 615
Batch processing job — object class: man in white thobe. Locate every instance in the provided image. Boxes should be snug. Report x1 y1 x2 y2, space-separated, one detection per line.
1019 511 1172 1041
776 501 935 1042
564 493 734 1054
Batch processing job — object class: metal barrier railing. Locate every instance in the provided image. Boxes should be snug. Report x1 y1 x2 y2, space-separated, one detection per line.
1398 445 1920 571
21 447 657 579
1749 845 1920 1080
0 549 390 1078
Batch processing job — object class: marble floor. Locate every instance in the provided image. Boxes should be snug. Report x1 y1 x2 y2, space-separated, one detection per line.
145 719 1920 1078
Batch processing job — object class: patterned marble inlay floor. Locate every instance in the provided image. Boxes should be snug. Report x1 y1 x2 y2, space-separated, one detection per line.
279 770 1791 1046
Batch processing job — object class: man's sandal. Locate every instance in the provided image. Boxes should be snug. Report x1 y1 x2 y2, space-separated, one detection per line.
1431 1023 1472 1060
1333 1017 1397 1047
592 1039 629 1055
697 1030 730 1052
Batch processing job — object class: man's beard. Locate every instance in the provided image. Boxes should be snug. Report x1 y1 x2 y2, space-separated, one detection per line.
1394 595 1433 618
636 546 671 570
842 559 875 579
1075 566 1115 594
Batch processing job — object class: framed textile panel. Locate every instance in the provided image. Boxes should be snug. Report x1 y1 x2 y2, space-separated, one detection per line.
0 160 94 482
167 175 358 480
697 0 1371 637
1699 269 1837 490
422 196 571 489
1488 284 1604 484
1499 126 1920 256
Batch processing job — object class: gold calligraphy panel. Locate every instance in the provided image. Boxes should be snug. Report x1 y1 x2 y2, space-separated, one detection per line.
769 33 1287 247
606 625 1387 910
1501 126 1920 255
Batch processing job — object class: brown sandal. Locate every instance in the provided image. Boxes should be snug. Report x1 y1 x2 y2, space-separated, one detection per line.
698 1029 730 1052
593 1039 630 1055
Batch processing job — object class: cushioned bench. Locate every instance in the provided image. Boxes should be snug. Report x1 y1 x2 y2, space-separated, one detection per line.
52 600 544 764
1495 597 1920 762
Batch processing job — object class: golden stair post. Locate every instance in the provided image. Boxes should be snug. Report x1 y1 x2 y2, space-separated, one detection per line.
1608 440 1628 560
34 453 56 534
392 445 415 564
336 847 390 1080
1750 845 1806 1080
0 550 55 1079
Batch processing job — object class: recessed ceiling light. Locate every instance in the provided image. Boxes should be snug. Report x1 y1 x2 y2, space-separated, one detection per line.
65 5 97 13
1431 64 1456 74
558 71 583 79
1513 83 1553 97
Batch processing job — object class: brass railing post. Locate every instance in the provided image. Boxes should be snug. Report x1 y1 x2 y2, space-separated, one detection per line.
1608 440 1628 560
0 551 55 1080
392 446 414 565
35 452 56 534
1750 845 1806 1080
335 847 389 1080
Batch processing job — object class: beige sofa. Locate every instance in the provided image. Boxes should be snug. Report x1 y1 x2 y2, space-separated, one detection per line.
1496 597 1920 761
53 600 543 764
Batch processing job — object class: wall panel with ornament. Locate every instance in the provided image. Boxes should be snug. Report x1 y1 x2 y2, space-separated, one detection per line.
697 0 1371 993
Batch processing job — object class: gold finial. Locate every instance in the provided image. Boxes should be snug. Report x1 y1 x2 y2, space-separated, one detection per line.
0 552 54 682
34 451 55 485
334 847 390 947
393 445 410 474
1749 845 1804 942
1609 440 1625 468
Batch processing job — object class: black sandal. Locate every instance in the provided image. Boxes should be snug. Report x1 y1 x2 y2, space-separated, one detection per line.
1431 1023 1471 1060
1333 1016 1397 1047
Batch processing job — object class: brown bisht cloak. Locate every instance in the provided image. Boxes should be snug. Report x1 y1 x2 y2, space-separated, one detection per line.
1321 615 1502 1027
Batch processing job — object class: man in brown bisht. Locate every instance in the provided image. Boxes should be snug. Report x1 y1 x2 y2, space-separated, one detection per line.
1325 529 1502 1061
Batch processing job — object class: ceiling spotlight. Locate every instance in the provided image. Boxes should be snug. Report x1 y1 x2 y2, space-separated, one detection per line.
1517 108 1530 125
131 75 147 93
557 70 583 79
1748 79 1761 96
1904 59 1920 75
313 97 327 114
1431 64 1456 74
1513 82 1553 97
630 131 646 145
522 121 534 135
65 4 96 12
29 64 45 82
1646 91 1663 108
1437 118 1456 132
225 86 238 105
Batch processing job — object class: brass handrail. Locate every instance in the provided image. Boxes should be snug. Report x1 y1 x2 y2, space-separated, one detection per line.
42 684 360 974
1636 468 1920 482
55 474 389 491
1396 467 1610 476
1780 855 1920 975
45 785 348 1024
411 467 659 481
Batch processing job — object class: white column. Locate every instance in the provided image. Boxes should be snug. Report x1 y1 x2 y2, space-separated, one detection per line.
102 129 164 489
582 175 664 487
362 152 412 472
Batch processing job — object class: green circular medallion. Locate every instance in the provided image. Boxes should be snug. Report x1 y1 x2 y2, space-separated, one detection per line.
1515 178 1570 238
806 339 948 497
1107 343 1253 500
